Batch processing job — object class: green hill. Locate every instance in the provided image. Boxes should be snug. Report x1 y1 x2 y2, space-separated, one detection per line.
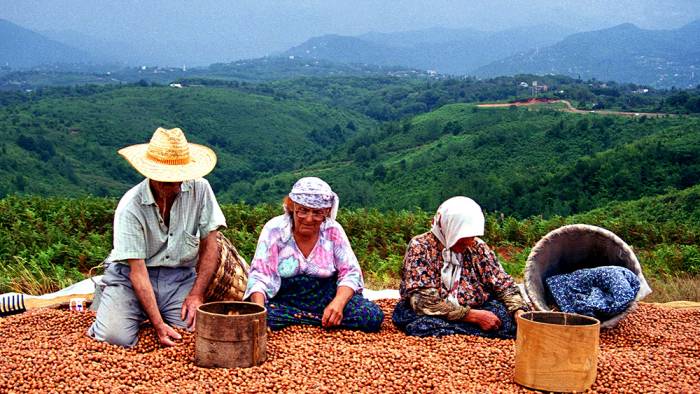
241 103 700 216
1 77 699 215
0 85 377 199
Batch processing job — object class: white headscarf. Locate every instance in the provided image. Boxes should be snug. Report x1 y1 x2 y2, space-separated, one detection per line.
430 197 485 304
287 177 339 220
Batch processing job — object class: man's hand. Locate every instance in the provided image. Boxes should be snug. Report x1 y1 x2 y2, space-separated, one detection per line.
181 293 204 331
155 322 182 347
464 309 501 331
322 298 345 328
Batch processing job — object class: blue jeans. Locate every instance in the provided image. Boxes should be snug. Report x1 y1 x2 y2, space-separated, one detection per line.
87 263 196 347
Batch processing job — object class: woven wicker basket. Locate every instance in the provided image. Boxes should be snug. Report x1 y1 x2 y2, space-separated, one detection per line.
201 233 250 302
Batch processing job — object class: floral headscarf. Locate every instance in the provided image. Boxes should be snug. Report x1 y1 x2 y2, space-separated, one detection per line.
287 177 339 220
430 196 485 304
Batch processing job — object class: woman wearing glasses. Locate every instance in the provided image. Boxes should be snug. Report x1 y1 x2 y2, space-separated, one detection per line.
244 177 384 332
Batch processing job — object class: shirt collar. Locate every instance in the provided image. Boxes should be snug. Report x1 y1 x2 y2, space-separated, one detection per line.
139 179 193 205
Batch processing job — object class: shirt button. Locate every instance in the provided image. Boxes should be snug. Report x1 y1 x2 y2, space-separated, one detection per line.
166 255 170 259
169 233 173 236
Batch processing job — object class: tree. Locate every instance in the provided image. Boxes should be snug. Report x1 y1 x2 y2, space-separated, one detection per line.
373 164 387 180
355 146 370 163
443 120 463 135
14 175 26 192
685 96 700 113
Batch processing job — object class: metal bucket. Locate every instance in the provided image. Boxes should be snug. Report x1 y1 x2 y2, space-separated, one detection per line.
195 301 267 368
514 311 600 392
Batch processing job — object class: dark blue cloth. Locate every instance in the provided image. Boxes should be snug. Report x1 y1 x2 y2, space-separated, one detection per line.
545 265 640 319
392 298 516 339
266 275 384 332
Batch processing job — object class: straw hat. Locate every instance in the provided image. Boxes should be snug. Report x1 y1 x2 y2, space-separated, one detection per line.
118 127 217 182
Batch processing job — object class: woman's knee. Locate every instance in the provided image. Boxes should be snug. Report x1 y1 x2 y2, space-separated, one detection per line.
358 301 384 332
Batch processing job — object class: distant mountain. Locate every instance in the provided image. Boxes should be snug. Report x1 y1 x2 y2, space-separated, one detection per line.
39 29 123 65
206 56 432 81
0 19 103 68
358 27 483 48
475 21 700 88
282 25 572 74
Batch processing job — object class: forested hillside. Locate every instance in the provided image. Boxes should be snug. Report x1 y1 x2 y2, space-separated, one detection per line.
0 70 698 301
240 104 700 217
0 85 376 199
1 75 699 220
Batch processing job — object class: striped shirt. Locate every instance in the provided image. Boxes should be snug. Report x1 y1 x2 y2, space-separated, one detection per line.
107 178 226 268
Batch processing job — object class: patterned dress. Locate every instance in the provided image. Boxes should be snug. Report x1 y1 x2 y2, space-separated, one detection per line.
393 232 528 338
244 214 383 332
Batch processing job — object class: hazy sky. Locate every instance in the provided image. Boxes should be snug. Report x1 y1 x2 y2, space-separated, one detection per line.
3 0 700 66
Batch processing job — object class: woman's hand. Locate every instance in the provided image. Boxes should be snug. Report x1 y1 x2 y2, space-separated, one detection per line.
322 286 354 328
322 298 345 327
464 308 501 331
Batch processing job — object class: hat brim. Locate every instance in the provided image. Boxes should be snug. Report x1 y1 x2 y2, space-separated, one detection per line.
118 143 217 182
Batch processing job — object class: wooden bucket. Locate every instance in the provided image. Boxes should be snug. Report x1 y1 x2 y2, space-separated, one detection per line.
195 301 267 368
514 311 600 392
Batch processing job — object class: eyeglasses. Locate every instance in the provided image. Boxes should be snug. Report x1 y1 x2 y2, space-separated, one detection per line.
294 207 327 221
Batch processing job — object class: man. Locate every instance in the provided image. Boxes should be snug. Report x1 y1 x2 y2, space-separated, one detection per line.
88 127 240 347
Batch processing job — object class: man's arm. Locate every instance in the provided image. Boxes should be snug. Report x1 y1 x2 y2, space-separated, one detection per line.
181 230 219 330
127 259 182 346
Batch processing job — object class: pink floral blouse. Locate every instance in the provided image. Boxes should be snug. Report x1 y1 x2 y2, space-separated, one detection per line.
243 214 364 300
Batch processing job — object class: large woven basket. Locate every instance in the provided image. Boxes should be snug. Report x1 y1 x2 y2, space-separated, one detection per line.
201 233 250 302
524 224 652 328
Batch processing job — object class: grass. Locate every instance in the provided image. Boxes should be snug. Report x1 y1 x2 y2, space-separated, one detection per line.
0 256 82 294
1 195 699 303
644 275 700 303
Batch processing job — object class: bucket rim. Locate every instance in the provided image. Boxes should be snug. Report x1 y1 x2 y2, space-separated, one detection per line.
197 300 267 318
519 311 600 327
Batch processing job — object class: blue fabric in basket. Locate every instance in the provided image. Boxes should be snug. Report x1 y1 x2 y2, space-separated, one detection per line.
545 266 640 319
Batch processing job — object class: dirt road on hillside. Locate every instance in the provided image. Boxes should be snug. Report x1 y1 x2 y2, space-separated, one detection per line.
477 99 672 118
